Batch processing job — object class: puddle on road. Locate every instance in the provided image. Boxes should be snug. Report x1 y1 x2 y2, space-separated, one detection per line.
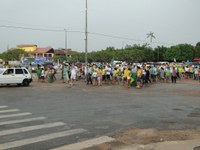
172 108 183 111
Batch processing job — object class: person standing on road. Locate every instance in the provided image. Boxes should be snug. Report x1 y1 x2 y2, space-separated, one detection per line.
160 67 165 82
136 66 143 88
92 64 98 86
63 65 69 84
198 67 200 82
36 65 41 82
171 67 177 83
70 64 77 86
28 64 32 73
165 67 171 83
97 67 102 86
40 68 45 82
194 66 199 80
86 64 92 85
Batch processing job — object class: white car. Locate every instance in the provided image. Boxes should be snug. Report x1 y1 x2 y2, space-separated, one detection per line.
0 67 32 86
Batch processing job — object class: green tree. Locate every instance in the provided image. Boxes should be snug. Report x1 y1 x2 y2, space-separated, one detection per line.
154 46 168 61
194 42 200 58
146 32 156 43
164 44 194 62
0 49 26 61
53 56 67 63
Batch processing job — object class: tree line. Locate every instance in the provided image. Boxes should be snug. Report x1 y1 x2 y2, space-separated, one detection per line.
1 42 200 63
68 42 200 63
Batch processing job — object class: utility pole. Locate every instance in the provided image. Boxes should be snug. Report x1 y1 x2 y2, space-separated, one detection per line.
85 0 88 64
64 29 67 50
157 47 159 62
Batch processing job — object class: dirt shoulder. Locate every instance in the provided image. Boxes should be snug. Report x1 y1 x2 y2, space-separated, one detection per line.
113 127 200 145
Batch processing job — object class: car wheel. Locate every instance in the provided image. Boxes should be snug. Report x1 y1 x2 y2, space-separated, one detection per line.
23 79 30 87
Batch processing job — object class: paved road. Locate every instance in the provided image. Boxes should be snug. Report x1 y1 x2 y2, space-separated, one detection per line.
0 79 199 149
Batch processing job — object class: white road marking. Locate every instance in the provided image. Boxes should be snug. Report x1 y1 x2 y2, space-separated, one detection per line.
0 109 20 113
0 113 32 119
0 117 46 126
51 136 115 150
0 122 66 136
0 106 8 109
0 129 87 150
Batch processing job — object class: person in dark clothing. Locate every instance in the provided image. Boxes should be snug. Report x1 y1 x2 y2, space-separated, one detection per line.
171 67 177 83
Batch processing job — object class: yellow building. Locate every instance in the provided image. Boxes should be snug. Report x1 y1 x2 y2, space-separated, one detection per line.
17 44 37 52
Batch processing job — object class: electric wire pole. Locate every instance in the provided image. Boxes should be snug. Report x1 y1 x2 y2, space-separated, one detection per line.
85 0 88 64
64 29 67 50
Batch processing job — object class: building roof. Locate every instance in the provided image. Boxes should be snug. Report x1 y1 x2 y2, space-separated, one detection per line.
17 44 37 47
35 47 54 53
33 48 54 54
193 58 200 62
54 49 78 55
54 50 66 55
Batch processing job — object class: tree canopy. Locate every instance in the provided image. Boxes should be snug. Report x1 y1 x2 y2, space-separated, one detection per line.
0 49 26 61
0 42 199 63
65 43 197 63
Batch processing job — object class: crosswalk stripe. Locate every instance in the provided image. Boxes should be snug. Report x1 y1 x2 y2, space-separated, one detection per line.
0 106 8 109
0 113 32 119
51 136 115 150
0 122 66 136
0 109 20 113
0 129 87 150
0 117 46 126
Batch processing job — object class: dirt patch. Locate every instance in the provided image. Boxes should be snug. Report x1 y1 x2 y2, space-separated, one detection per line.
97 143 112 150
187 113 200 117
178 79 200 85
113 127 200 145
180 90 200 96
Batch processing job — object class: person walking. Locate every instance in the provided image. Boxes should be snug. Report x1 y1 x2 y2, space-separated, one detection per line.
171 67 177 83
70 64 77 86
63 65 70 84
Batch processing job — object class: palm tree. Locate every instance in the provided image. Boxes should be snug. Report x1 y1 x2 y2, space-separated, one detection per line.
146 32 156 43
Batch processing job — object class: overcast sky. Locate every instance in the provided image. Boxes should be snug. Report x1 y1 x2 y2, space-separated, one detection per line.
0 0 199 53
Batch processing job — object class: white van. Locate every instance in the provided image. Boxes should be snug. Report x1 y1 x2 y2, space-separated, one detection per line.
0 67 32 86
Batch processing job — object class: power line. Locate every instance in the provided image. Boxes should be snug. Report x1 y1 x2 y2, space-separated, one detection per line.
0 24 85 34
0 24 174 46
89 32 147 42
89 32 175 46
0 19 64 30
0 25 63 32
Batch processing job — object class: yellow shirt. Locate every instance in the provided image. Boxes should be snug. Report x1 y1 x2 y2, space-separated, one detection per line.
179 68 184 73
123 69 129 78
127 70 131 78
137 69 142 78
114 70 119 76
189 67 193 73
102 69 106 75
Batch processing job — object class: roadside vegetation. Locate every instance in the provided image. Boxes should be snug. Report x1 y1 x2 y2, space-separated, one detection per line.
1 42 200 63
56 42 200 63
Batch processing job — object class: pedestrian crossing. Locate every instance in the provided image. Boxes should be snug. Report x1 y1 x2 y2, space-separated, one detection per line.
0 105 115 150
0 106 8 109
0 112 32 119
0 109 19 113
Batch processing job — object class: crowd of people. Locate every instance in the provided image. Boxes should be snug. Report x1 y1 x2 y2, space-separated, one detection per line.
32 62 200 88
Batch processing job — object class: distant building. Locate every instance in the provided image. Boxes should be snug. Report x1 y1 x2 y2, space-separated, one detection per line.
54 49 78 57
193 58 200 63
30 47 54 58
16 44 37 52
7 45 78 64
